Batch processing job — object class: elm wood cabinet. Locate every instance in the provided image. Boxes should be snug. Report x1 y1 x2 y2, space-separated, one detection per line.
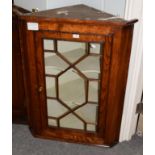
20 5 137 146
12 5 30 123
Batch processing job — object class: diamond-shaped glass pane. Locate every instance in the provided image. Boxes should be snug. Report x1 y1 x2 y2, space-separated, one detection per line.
44 53 69 75
75 104 98 124
60 113 84 130
58 41 86 63
59 69 85 108
76 56 100 79
47 99 68 117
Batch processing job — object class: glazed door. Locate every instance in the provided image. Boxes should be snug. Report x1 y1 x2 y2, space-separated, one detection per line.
34 31 112 144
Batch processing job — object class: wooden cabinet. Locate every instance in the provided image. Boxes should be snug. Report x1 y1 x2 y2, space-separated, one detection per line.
19 5 137 146
12 5 30 123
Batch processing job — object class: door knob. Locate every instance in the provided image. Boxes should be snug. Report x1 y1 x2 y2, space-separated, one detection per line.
38 86 43 92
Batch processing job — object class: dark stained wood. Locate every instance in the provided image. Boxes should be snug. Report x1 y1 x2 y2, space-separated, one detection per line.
21 4 137 26
24 4 114 20
12 5 30 124
19 4 137 146
103 25 135 145
97 35 113 139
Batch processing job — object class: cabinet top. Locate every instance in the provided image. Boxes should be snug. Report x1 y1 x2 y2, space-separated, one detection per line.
21 4 137 26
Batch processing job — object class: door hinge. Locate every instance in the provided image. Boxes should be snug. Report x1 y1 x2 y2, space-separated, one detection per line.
136 102 143 114
136 92 143 114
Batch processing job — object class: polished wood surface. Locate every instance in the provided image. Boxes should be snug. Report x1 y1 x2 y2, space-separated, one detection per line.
12 5 30 123
19 4 137 146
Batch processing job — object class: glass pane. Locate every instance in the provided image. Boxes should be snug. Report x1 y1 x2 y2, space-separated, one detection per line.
48 119 57 127
44 52 69 75
47 99 68 117
76 56 100 79
59 69 86 108
87 124 96 131
75 104 98 124
60 113 84 130
90 43 101 54
43 39 54 50
43 39 103 131
58 41 86 63
46 77 56 97
88 81 99 102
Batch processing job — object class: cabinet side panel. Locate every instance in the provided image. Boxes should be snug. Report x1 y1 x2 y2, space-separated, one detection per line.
104 25 134 145
12 13 27 123
12 5 31 124
21 23 43 134
98 35 113 137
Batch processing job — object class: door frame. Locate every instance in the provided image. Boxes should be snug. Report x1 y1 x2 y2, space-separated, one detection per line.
119 0 143 142
32 31 114 145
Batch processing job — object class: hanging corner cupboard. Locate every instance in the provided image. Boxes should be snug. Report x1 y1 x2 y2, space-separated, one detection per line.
19 4 138 146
